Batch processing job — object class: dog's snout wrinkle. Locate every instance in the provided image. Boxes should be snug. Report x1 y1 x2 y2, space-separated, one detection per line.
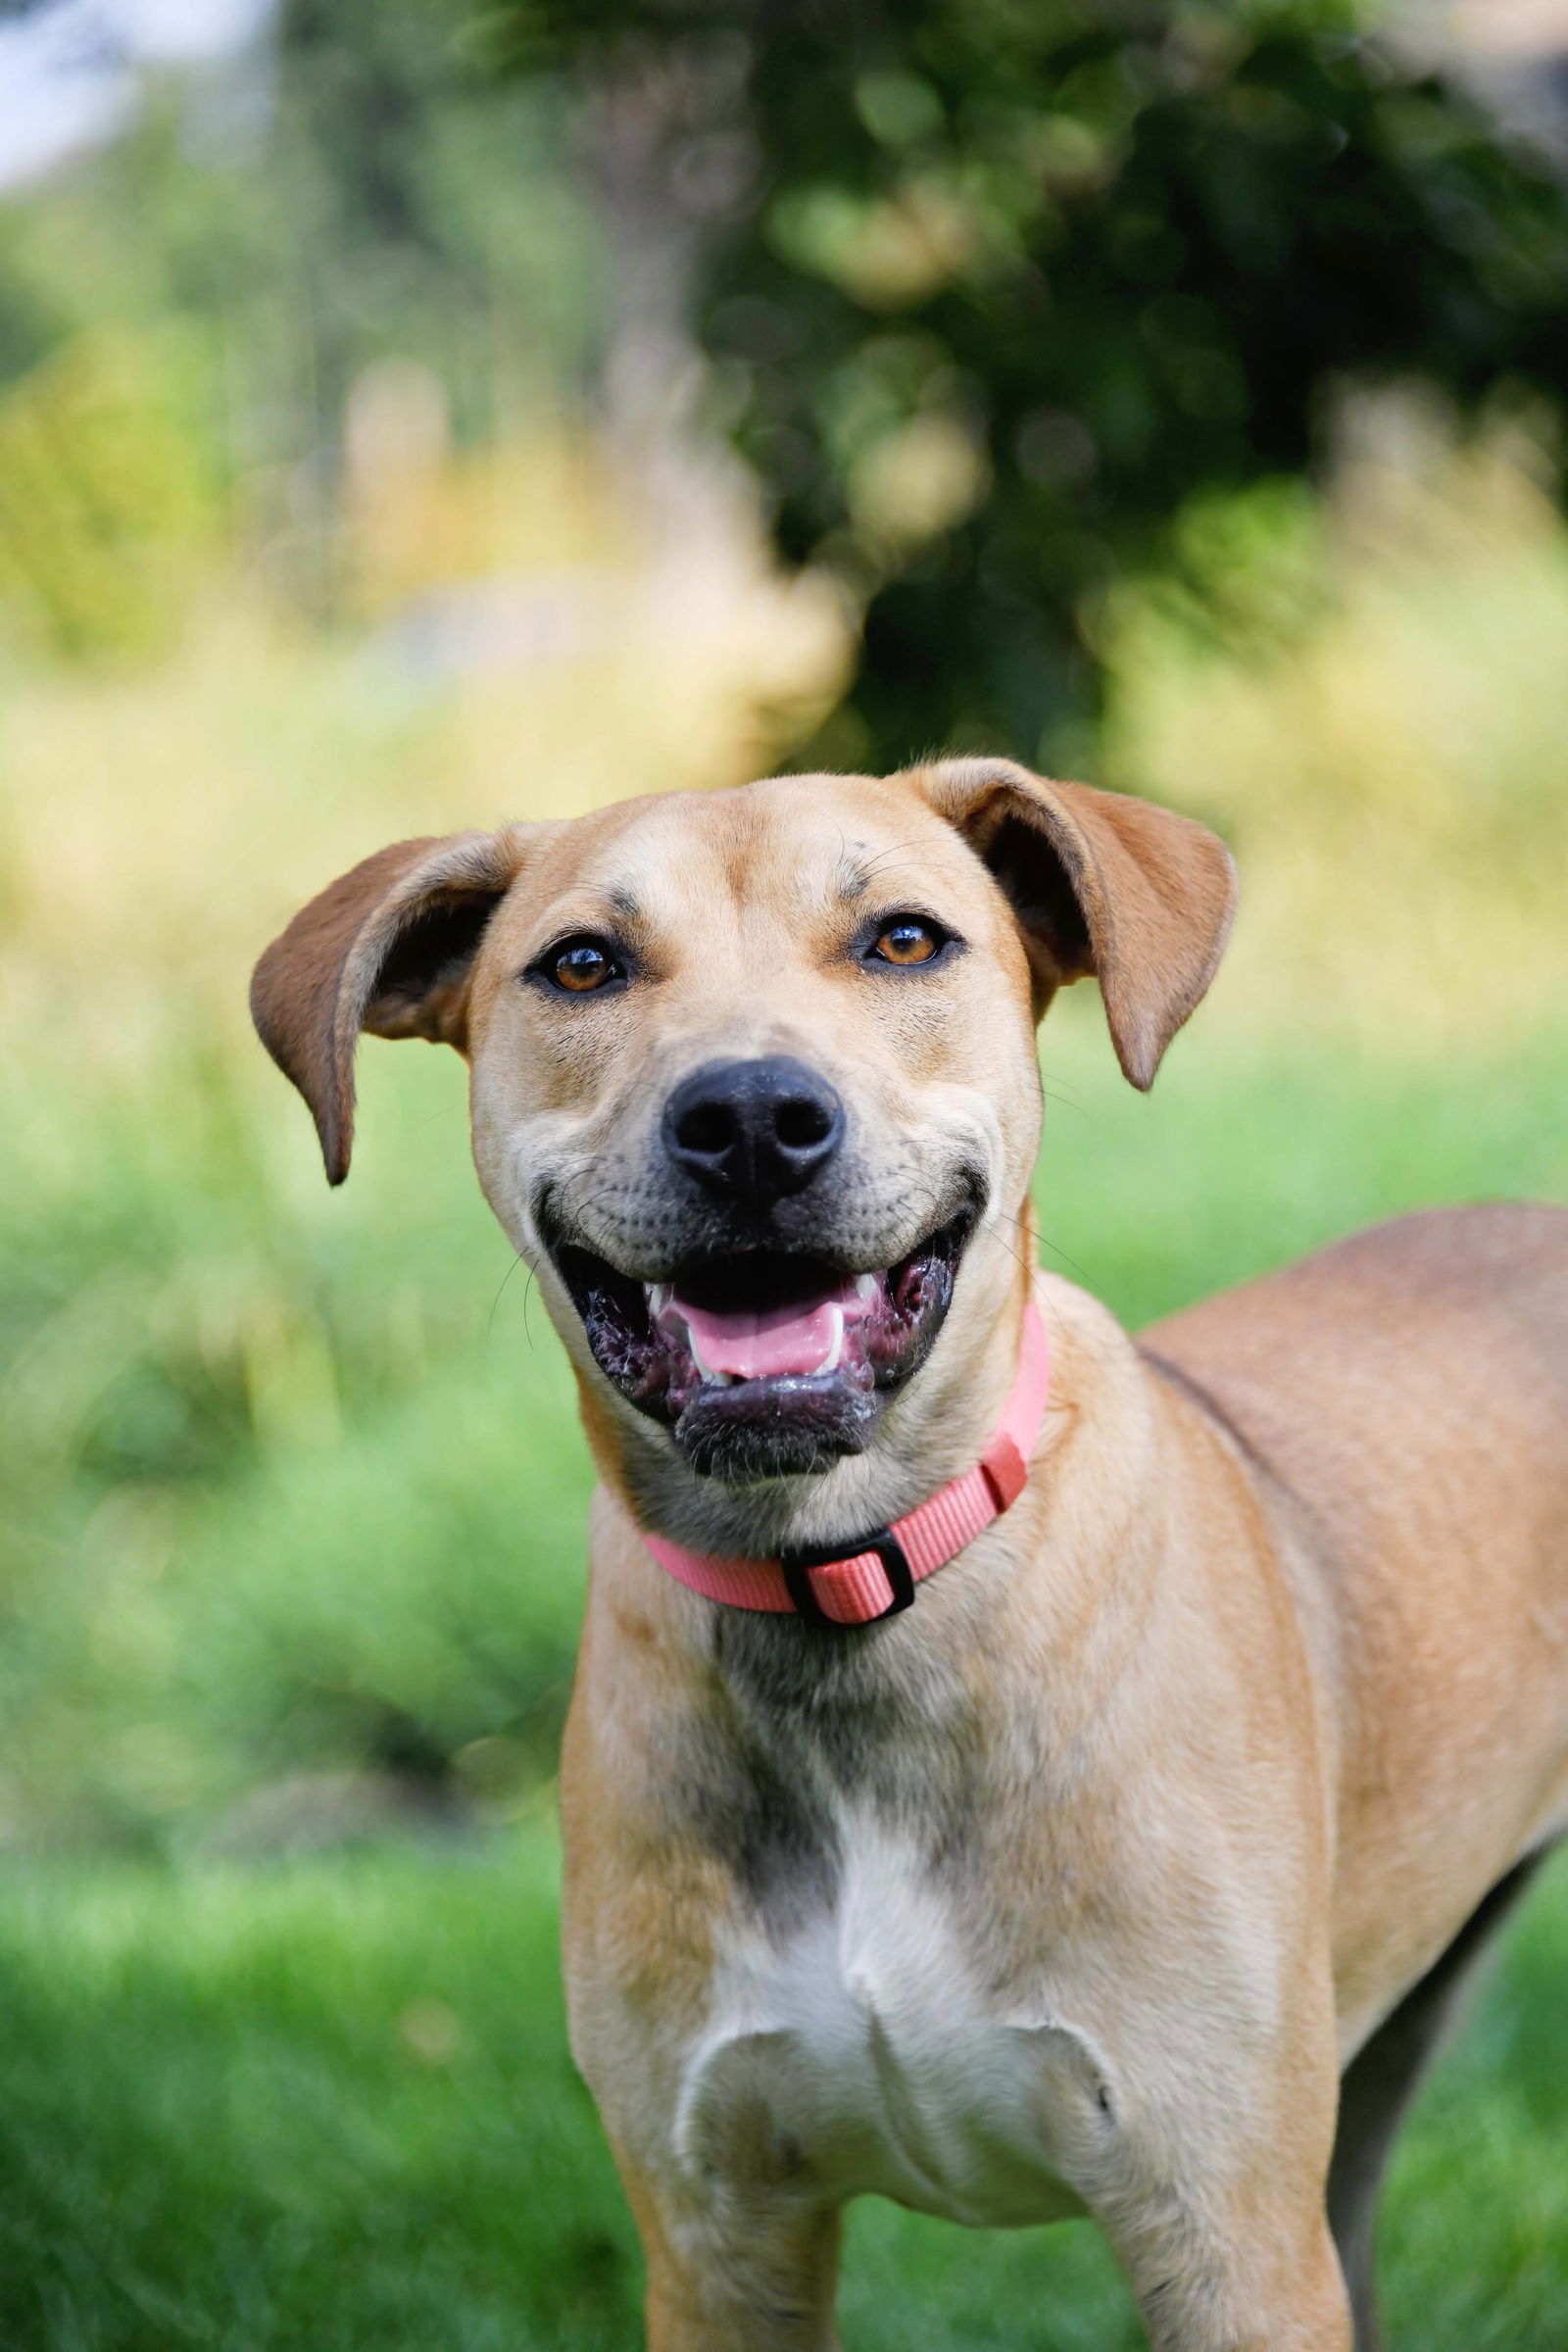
663 1055 846 1213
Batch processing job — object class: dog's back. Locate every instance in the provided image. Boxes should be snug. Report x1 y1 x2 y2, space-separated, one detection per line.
1143 1202 1568 2040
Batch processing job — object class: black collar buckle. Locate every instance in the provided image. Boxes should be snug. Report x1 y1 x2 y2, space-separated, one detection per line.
778 1526 914 1629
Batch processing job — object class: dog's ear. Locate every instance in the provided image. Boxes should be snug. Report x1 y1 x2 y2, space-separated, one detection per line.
251 826 533 1184
908 757 1237 1089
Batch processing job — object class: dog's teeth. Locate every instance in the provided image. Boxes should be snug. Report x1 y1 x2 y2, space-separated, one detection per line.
855 1273 881 1303
647 1282 671 1317
687 1329 734 1386
817 1303 846 1374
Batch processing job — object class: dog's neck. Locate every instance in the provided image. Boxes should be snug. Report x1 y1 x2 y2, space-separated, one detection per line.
580 1225 1037 1564
576 1231 1071 1803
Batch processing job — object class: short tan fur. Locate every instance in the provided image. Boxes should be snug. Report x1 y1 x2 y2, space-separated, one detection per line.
254 762 1568 2351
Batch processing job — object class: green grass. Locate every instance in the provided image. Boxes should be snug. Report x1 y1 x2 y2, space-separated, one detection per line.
4 994 1568 2345
1032 997 1568 1326
0 1827 1563 2351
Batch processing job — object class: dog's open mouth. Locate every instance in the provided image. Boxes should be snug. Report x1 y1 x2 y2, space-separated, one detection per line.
552 1211 974 1480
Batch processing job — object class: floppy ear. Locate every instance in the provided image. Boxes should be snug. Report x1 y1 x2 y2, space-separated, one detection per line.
251 825 532 1184
908 757 1237 1089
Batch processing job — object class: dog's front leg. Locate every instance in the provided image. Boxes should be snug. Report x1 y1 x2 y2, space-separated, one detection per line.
619 2163 844 2352
1107 2195 1351 2352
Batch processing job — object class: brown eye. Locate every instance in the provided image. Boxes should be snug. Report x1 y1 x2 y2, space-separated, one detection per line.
870 916 944 966
550 938 618 993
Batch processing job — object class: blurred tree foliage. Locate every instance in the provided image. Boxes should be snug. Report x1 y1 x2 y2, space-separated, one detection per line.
0 328 220 661
7 0 1568 737
490 0 1568 767
267 0 597 449
0 0 596 656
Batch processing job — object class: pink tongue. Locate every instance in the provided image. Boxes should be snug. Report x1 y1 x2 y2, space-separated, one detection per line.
661 1276 886 1382
673 1294 845 1380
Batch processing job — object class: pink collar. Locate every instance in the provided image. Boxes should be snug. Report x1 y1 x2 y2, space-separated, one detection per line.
641 1301 1051 1628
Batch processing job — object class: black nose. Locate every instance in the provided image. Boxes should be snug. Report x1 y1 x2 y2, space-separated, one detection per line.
663 1055 846 1209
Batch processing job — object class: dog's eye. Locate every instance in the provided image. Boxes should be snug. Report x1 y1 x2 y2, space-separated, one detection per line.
547 937 620 994
868 915 946 967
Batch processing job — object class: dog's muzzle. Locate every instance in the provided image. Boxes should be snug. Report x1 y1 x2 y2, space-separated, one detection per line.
541 1054 983 1483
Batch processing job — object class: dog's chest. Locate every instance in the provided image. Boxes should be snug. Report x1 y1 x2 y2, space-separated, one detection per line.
674 1814 1099 2227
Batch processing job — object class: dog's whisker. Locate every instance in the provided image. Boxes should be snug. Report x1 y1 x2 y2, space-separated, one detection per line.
981 1218 1037 1284
1034 1229 1090 1282
486 1250 531 1349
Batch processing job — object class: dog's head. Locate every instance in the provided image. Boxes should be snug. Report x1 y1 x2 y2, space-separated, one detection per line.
252 761 1233 1504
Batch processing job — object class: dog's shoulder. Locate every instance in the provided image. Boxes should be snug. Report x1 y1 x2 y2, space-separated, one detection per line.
1133 1203 1568 1559
1141 1202 1568 1389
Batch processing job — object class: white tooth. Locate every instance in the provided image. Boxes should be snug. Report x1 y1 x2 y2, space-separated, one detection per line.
647 1282 671 1317
817 1302 845 1374
855 1272 880 1303
687 1327 734 1386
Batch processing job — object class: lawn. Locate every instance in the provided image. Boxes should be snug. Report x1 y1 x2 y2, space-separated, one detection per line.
2 1013 1567 2347
0 1825 1563 2352
4 41 1568 2334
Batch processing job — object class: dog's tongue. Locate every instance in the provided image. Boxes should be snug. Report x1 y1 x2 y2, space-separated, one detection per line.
661 1276 880 1381
674 1294 847 1380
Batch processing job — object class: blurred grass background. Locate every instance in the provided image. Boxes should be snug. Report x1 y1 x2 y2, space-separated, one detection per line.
1 2 1567 2345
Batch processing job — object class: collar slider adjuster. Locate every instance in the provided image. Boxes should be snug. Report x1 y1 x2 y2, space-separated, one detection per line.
778 1526 914 1628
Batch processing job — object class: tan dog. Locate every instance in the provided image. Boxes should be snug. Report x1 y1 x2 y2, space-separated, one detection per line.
253 761 1568 2352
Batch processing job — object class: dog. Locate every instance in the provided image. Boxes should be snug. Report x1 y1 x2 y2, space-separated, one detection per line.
253 759 1568 2350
